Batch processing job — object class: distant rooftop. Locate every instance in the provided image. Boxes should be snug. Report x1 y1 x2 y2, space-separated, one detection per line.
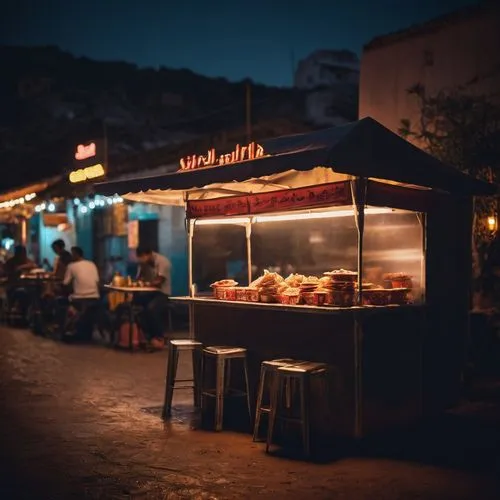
364 2 495 52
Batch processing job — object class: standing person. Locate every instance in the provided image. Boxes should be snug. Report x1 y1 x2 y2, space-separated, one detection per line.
135 247 172 350
61 247 100 341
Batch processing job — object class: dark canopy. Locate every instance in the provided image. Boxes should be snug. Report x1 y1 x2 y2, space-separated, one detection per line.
96 117 496 197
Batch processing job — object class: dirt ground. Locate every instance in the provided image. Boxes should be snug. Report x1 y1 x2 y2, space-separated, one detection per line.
1 326 500 499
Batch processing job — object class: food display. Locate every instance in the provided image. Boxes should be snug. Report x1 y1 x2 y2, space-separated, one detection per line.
210 279 238 299
383 272 413 289
209 268 411 307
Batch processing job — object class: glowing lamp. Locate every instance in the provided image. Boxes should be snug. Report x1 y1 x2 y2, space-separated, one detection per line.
487 216 497 232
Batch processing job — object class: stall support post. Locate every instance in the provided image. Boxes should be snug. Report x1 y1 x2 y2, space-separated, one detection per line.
351 177 367 440
187 219 195 339
246 222 252 285
188 219 194 296
351 178 367 306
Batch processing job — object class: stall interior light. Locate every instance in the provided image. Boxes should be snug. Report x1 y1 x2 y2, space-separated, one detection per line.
195 217 252 226
47 203 56 212
254 207 394 223
194 207 395 225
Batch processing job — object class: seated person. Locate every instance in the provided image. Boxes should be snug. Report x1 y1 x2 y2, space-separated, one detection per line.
42 239 73 299
61 246 100 340
3 245 36 318
135 247 172 350
51 239 73 279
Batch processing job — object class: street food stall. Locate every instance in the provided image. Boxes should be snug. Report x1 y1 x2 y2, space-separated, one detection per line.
96 117 495 439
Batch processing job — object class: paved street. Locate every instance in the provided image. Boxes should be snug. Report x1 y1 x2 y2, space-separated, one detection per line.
1 326 500 499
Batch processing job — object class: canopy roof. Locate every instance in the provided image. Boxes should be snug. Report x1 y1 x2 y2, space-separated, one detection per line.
95 117 496 206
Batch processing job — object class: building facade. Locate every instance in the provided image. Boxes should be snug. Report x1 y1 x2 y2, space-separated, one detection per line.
359 2 500 134
295 50 359 127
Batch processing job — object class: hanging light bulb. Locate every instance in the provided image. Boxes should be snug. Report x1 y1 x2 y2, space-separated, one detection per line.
48 203 56 212
487 215 497 232
73 198 80 205
80 205 88 214
89 201 95 209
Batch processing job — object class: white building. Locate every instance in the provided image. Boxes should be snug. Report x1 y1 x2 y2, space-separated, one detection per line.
295 50 360 127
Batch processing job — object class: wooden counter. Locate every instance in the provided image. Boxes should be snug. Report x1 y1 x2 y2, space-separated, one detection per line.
172 297 424 440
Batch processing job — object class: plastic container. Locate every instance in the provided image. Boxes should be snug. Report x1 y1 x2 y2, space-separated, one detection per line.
301 292 315 306
246 288 260 302
313 291 328 306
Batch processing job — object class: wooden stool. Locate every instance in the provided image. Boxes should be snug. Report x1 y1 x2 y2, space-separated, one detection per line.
253 358 297 441
162 339 203 419
201 346 251 432
266 361 328 458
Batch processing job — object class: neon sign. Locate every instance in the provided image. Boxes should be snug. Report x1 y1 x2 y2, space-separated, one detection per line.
69 163 105 183
179 142 265 171
74 142 96 161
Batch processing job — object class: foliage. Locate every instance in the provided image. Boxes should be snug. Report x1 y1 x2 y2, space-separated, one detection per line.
399 84 500 297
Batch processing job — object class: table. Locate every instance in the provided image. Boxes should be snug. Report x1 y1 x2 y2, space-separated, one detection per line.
104 285 160 351
19 275 63 334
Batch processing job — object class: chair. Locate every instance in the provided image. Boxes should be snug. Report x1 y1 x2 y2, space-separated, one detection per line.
201 346 252 431
266 361 328 458
162 339 203 419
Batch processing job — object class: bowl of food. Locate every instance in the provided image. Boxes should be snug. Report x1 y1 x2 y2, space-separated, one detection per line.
383 273 412 289
210 279 238 298
280 287 300 305
324 269 358 282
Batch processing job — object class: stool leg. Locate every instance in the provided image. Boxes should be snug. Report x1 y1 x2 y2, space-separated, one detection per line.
215 356 226 431
253 364 266 441
192 348 202 408
162 345 176 419
266 374 280 453
300 375 311 458
243 357 252 425
225 359 231 391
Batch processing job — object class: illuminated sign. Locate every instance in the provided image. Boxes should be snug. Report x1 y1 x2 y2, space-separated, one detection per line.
179 142 265 170
74 142 96 161
69 163 105 183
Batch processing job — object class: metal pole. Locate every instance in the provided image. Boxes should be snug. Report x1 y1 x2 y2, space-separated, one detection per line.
351 177 367 439
246 221 252 285
188 219 194 296
21 218 27 247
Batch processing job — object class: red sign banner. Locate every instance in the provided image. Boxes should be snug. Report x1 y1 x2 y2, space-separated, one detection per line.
186 182 351 218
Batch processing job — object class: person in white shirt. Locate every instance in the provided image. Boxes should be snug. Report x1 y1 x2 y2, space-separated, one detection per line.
61 247 100 341
63 247 100 300
136 247 172 349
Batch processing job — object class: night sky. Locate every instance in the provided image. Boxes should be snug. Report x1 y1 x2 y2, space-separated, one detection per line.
4 0 479 87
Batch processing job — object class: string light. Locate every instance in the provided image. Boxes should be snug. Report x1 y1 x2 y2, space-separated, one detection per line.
0 192 37 209
72 194 124 214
